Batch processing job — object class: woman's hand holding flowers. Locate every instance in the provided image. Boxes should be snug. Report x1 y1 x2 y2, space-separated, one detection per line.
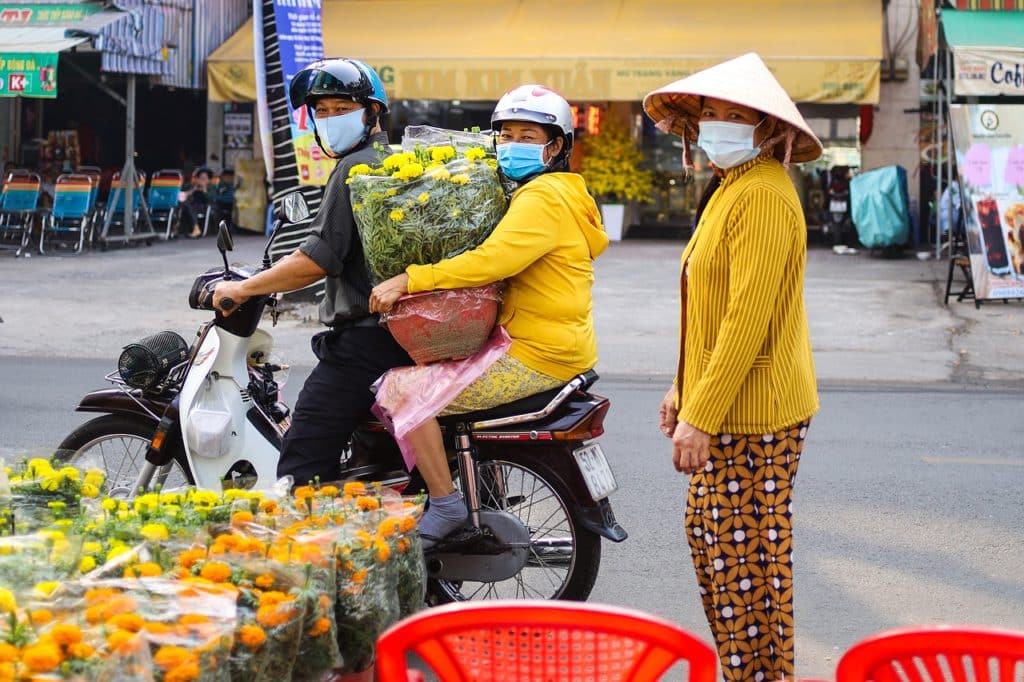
369 273 409 313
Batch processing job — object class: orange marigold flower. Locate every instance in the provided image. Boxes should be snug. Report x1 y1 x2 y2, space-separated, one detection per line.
143 621 173 634
374 538 391 562
29 609 53 626
85 604 107 625
256 604 293 629
69 642 95 659
238 624 266 650
254 574 275 589
21 643 62 672
377 518 401 538
0 643 17 663
108 613 145 633
307 617 331 638
177 548 207 570
214 533 241 549
257 590 289 607
319 594 332 610
164 661 201 682
397 537 411 553
179 613 209 625
50 624 83 646
231 510 254 525
259 499 279 513
153 645 195 670
317 485 340 497
399 515 418 533
351 569 368 584
0 662 14 680
124 562 163 578
198 561 232 583
105 630 138 655
293 485 316 500
106 595 137 617
355 496 380 511
84 587 118 604
343 482 366 497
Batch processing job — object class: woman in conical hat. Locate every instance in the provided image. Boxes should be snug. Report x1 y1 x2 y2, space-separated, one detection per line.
645 53 820 682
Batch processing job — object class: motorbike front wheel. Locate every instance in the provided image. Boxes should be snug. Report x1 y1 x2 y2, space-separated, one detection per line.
427 458 601 604
56 414 193 497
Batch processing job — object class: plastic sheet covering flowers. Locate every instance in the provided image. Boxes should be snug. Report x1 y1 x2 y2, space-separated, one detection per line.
348 126 507 282
0 455 427 680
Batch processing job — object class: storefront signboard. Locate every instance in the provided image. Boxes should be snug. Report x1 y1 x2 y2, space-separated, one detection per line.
272 0 332 186
953 47 1024 96
949 104 1024 301
0 3 101 25
0 52 57 98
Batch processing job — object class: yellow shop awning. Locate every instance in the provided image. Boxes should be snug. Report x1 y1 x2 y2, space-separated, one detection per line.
208 0 881 104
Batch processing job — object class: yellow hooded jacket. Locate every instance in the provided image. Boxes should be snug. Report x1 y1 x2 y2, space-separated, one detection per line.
405 172 608 381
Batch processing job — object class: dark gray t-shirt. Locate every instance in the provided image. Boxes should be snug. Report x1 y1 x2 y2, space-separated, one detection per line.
299 132 389 327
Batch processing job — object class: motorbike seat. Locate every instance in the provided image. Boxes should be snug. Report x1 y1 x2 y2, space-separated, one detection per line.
437 369 599 429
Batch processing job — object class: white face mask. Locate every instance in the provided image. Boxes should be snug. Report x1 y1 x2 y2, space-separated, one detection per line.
697 120 763 169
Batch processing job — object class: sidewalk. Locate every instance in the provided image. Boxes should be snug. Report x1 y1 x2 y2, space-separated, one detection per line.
1 236 1021 388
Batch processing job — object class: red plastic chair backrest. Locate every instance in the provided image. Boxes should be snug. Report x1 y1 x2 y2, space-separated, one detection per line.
376 600 718 682
836 626 1024 682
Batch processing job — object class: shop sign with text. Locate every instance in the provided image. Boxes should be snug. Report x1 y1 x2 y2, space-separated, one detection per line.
0 3 100 25
953 47 1024 97
0 53 57 98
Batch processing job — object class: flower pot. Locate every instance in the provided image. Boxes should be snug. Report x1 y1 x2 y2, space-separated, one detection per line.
600 202 626 241
384 285 500 365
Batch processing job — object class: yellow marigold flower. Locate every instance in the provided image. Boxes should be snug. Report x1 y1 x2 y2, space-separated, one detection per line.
343 482 367 497
0 589 15 613
101 498 117 512
40 474 62 491
417 192 430 204
0 643 17 664
450 173 470 185
164 661 201 682
33 581 59 597
58 466 80 481
239 624 266 650
485 158 498 170
452 208 462 218
79 556 97 573
21 642 62 672
429 145 456 162
81 483 100 498
50 624 83 647
199 561 232 583
348 163 372 177
307 617 331 637
140 523 169 541
188 490 220 507
464 147 487 161
69 642 95 659
353 202 363 212
83 541 102 554
382 152 411 171
383 188 398 198
426 166 451 181
395 162 424 180
106 543 131 562
153 645 195 671
26 458 54 475
389 208 405 222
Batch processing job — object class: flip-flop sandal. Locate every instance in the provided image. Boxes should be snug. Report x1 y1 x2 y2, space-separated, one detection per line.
421 526 481 552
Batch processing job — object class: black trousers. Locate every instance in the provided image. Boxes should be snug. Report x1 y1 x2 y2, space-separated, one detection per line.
278 325 413 486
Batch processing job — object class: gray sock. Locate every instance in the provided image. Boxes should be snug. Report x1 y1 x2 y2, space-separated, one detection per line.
419 492 468 548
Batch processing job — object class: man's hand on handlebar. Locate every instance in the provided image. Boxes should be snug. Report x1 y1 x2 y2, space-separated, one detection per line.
212 281 248 316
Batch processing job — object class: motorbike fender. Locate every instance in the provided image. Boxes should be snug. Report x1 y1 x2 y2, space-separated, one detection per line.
75 388 169 423
427 510 530 583
475 443 628 543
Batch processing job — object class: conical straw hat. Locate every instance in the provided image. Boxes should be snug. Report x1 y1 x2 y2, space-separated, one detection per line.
643 53 823 163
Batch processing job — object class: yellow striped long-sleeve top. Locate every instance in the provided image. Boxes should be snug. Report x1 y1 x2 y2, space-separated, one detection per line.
677 156 818 435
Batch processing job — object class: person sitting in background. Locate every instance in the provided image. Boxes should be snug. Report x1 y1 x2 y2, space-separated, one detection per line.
214 168 236 230
179 167 214 238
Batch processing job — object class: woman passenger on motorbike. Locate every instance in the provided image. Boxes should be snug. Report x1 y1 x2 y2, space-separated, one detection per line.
369 85 609 548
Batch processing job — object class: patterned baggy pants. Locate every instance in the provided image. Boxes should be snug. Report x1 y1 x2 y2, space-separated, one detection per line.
685 421 810 682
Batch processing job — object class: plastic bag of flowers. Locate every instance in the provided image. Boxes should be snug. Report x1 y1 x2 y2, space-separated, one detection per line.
400 125 495 155
376 497 426 619
348 139 507 283
3 457 105 533
0 532 82 600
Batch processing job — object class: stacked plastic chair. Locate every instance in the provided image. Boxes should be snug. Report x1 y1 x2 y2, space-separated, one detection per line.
146 169 184 239
0 171 41 257
41 173 94 254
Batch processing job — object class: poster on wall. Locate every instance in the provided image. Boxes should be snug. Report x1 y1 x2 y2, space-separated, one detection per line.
271 0 333 186
949 104 1024 301
223 102 253 170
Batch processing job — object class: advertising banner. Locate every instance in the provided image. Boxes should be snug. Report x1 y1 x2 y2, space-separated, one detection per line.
271 0 331 186
952 46 1024 97
949 104 1024 301
0 3 100 25
0 52 57 98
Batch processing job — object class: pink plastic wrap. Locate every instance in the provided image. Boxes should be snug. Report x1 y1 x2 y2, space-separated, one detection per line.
382 284 501 365
372 327 511 469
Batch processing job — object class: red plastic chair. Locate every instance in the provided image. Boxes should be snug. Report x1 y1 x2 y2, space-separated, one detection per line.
376 600 718 682
835 625 1024 682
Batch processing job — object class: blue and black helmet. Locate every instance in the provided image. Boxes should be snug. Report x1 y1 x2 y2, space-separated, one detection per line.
288 58 388 113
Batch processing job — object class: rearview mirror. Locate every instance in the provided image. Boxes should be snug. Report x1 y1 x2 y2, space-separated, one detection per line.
281 191 310 224
216 221 234 252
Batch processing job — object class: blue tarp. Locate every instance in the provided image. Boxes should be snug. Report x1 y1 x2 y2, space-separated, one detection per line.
850 165 910 248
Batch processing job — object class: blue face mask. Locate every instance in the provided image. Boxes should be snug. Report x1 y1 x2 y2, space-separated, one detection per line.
314 108 366 156
697 120 763 169
496 141 551 181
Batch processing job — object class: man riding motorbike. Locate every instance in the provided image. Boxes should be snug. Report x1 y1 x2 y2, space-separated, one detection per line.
211 58 413 486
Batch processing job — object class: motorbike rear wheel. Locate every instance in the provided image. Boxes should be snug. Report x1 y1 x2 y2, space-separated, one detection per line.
427 458 601 604
56 414 193 497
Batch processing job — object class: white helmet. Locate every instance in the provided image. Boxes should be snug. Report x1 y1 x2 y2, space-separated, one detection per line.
491 85 574 166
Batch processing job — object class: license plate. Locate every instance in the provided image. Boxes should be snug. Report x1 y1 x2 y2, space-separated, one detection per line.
830 200 848 212
573 442 617 500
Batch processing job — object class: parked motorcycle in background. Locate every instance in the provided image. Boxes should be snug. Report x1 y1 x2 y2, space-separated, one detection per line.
823 165 855 246
55 191 627 604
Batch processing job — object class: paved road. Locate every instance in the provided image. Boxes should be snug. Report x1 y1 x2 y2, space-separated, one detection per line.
1 356 1021 678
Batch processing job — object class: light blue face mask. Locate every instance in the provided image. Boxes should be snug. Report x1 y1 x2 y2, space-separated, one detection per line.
313 108 366 156
697 120 763 169
496 141 552 181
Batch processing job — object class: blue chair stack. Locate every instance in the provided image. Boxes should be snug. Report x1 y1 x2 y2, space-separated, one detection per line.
41 173 94 254
0 171 41 257
147 169 184 239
